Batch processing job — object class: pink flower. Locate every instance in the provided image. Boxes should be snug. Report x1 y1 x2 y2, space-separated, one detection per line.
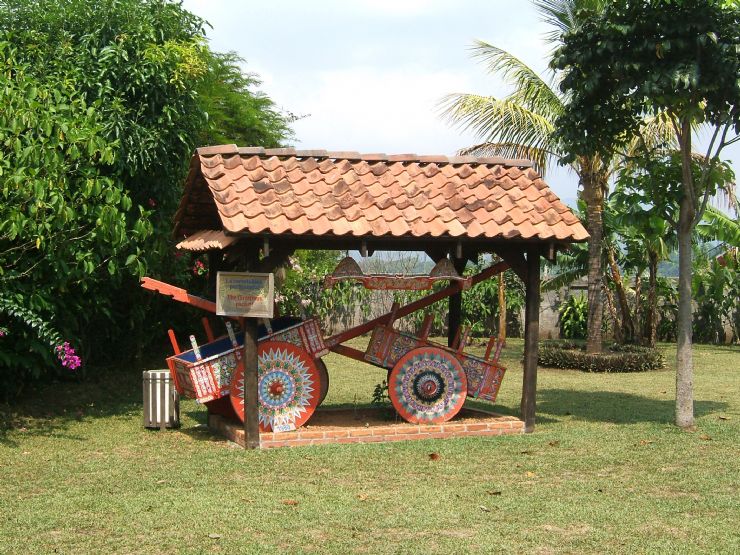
0 328 7 337
56 341 82 371
192 260 206 276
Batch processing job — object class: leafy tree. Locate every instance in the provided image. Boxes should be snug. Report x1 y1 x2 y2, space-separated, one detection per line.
197 51 293 147
0 0 293 396
552 0 740 427
441 0 673 354
0 43 151 396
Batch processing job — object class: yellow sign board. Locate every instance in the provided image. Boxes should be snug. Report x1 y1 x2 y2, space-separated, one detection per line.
216 272 275 318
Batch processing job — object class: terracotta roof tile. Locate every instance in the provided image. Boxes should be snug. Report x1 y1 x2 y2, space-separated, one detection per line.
174 147 588 243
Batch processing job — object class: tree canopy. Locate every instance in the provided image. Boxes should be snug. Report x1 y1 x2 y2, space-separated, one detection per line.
0 0 293 398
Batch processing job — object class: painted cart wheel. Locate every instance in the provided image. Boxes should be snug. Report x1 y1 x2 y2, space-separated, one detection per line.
389 347 467 424
230 341 321 433
314 358 330 407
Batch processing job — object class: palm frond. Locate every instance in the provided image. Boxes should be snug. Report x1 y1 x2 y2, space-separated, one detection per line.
457 142 552 177
697 206 740 247
543 267 586 291
440 93 557 159
469 40 563 122
534 0 605 45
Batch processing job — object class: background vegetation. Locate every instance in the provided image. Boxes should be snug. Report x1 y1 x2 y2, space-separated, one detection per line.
0 0 292 399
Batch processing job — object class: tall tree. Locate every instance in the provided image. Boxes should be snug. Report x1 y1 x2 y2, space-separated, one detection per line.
442 0 616 354
552 0 740 427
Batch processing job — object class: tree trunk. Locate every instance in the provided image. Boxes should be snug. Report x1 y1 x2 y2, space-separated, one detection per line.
604 283 622 343
607 245 635 343
634 273 642 344
498 272 507 345
676 120 695 428
646 250 659 348
583 169 605 354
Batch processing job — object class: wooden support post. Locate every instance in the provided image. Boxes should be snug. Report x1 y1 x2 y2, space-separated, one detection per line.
242 317 260 449
447 258 467 348
521 247 541 433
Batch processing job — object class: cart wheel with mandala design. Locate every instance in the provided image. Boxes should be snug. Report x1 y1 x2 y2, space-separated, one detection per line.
388 346 467 424
230 340 322 432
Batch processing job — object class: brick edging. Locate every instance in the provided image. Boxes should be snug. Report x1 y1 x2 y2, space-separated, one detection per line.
208 410 524 449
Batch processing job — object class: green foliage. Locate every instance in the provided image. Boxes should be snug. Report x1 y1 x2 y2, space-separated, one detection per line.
196 51 293 148
371 380 390 406
553 0 740 162
539 341 665 372
0 44 151 396
462 256 524 337
279 252 371 331
656 278 679 342
693 251 740 343
0 0 292 397
558 295 588 339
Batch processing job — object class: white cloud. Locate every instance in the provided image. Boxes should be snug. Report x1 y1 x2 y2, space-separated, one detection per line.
274 66 478 154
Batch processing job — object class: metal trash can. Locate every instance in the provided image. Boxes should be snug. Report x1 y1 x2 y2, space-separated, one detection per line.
143 370 180 429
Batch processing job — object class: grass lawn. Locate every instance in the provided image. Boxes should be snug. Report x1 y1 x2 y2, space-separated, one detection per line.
1 338 738 554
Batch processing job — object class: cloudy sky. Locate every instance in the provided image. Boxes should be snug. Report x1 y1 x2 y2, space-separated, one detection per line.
182 0 739 203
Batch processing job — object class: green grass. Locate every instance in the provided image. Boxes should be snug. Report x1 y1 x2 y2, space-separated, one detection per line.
1 338 738 554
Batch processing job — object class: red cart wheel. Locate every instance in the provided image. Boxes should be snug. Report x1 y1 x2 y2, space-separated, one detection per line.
315 358 330 407
388 346 467 424
230 341 321 432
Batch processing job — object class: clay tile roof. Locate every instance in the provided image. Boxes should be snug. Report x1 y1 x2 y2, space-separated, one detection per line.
175 229 238 251
174 147 588 243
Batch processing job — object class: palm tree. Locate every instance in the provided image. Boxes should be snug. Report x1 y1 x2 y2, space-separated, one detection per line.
441 0 611 354
441 0 675 353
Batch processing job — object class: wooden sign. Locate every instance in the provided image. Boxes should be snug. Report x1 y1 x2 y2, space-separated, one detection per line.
216 272 274 318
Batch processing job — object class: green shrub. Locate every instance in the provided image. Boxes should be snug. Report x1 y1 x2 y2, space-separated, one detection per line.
539 341 664 372
558 295 588 339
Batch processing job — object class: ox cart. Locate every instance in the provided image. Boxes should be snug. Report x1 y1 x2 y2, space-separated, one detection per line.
142 260 509 433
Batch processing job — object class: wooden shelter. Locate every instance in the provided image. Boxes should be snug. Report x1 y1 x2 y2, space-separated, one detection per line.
173 144 588 437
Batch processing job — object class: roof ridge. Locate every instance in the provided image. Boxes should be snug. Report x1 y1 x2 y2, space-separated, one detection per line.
195 145 533 168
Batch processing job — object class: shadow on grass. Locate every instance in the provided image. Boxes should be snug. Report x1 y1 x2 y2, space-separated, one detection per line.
537 388 727 424
0 364 147 447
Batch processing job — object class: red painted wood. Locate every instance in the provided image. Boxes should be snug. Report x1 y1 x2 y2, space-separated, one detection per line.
329 344 367 363
202 317 215 342
140 277 218 314
167 329 181 355
325 261 509 347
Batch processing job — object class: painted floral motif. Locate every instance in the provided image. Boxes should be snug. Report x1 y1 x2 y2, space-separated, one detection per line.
231 341 320 432
389 347 466 424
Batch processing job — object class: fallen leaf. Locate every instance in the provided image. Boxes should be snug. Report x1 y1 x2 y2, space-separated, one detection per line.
357 493 368 501
718 415 729 420
638 440 654 446
208 533 221 539
282 499 299 506
479 505 491 513
520 450 532 455
548 441 560 447
428 453 440 461
525 471 536 478
699 434 712 441
660 391 667 394
486 490 502 496
156 480 166 484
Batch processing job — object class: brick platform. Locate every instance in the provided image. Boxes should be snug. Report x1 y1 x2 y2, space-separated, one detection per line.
208 407 524 449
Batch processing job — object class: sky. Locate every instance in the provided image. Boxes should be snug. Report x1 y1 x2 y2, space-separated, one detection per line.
181 0 739 204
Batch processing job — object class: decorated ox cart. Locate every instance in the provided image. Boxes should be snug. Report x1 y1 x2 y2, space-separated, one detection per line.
142 258 509 433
